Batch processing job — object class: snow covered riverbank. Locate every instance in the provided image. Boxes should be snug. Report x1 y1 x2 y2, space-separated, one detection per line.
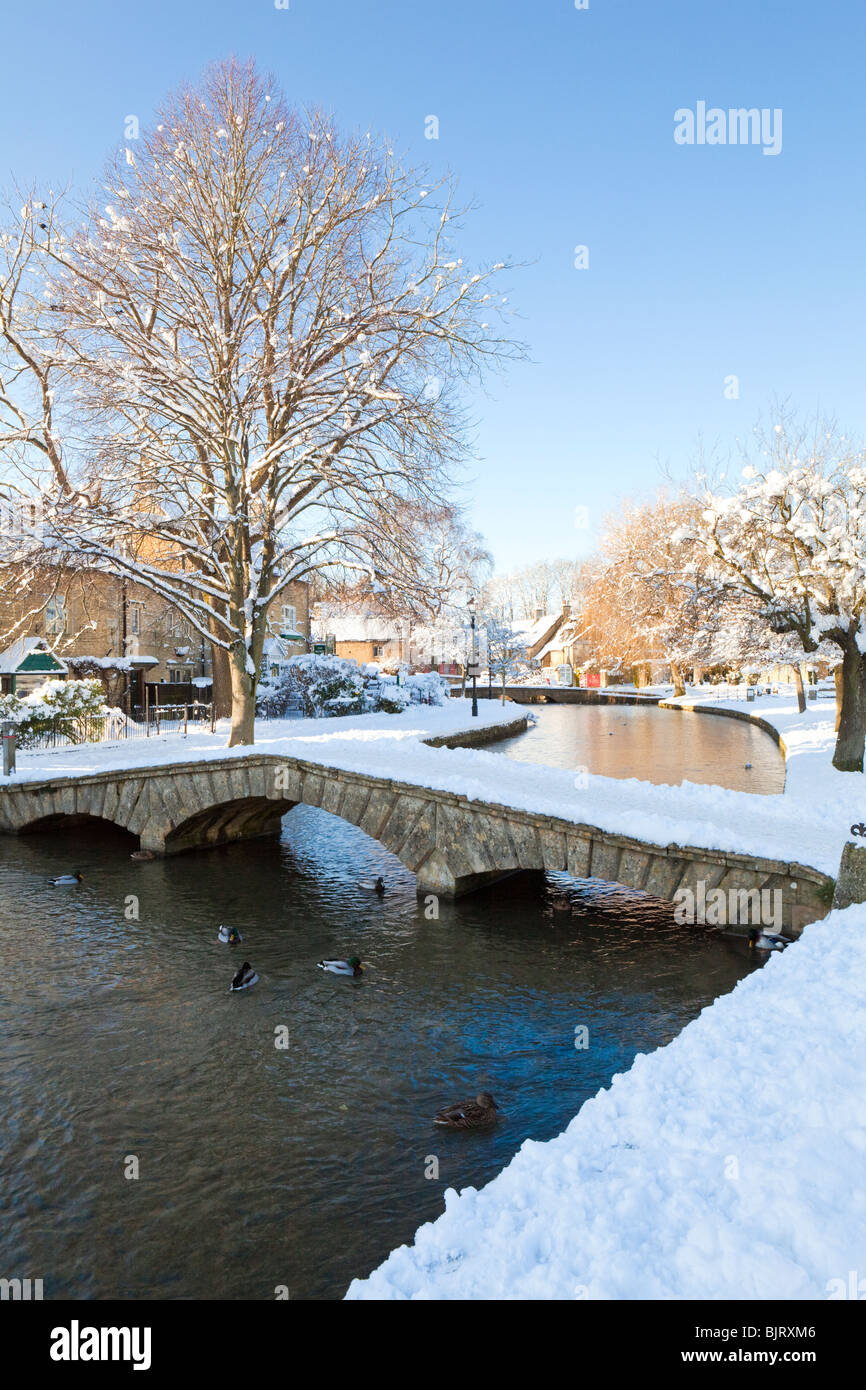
0 693 859 878
346 899 866 1300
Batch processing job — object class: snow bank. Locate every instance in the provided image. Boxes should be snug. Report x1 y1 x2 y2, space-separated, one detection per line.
346 902 866 1300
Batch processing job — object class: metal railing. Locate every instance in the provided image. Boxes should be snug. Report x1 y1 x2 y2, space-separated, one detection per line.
17 703 215 751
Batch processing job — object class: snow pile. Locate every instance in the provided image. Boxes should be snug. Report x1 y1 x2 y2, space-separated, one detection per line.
347 903 866 1300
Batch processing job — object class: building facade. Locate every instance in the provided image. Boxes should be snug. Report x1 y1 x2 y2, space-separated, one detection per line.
0 567 311 708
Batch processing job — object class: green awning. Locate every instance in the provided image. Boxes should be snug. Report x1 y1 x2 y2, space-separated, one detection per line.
280 631 305 641
18 652 64 672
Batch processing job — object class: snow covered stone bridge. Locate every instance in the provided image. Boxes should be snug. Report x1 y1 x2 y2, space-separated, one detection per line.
0 737 832 926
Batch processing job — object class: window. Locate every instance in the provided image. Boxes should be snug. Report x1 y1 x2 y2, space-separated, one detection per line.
129 606 141 636
373 645 383 658
44 596 66 637
280 604 297 633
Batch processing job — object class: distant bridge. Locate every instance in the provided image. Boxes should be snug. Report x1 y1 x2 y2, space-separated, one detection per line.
0 740 831 928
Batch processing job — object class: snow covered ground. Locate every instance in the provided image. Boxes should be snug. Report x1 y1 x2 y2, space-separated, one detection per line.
346 898 866 1300
0 693 859 878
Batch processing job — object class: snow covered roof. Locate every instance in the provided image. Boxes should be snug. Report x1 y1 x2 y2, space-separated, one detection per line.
536 621 587 660
0 637 67 675
320 614 401 643
65 654 158 671
510 613 563 656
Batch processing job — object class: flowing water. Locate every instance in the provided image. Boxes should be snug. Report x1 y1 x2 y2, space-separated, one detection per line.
494 701 786 793
0 707 780 1299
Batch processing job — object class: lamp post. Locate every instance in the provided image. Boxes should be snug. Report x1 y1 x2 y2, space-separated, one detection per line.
467 594 478 717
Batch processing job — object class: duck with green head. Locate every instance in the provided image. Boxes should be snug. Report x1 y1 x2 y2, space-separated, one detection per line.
318 956 364 977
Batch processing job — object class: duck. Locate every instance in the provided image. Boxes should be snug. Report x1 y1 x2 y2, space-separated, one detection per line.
748 928 792 952
229 961 258 992
358 877 385 893
49 871 82 886
318 956 364 977
218 926 243 945
131 849 156 862
433 1091 500 1130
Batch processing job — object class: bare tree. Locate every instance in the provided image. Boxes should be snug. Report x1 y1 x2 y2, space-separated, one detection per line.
0 59 519 743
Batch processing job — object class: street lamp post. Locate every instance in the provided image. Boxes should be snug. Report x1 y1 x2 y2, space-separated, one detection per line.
468 595 478 718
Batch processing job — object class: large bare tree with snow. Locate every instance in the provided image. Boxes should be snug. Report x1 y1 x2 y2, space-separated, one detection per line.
686 413 866 771
0 59 518 743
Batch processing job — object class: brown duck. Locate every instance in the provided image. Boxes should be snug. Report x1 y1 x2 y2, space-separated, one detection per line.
433 1092 500 1130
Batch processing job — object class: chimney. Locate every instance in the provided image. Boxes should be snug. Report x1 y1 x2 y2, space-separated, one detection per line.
534 607 543 622
561 601 571 619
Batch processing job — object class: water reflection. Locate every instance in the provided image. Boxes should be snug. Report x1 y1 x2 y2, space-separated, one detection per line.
494 703 785 793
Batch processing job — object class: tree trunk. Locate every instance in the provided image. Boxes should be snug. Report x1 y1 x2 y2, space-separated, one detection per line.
228 651 257 747
210 643 232 721
833 643 866 773
501 673 507 705
835 666 844 732
793 663 806 714
670 661 686 698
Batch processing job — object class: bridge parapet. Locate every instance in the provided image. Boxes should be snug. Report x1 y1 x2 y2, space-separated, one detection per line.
0 753 832 930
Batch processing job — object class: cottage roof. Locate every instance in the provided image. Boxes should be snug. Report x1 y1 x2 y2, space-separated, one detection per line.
0 636 67 675
317 614 400 643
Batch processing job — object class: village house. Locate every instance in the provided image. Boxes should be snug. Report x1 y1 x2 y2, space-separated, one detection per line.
534 606 594 677
0 566 311 708
513 608 567 662
312 613 406 668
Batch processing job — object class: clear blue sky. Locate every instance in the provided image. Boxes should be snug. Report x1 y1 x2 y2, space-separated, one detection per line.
2 0 863 570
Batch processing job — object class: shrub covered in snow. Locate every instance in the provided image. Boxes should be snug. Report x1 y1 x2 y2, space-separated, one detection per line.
403 671 448 706
259 654 367 718
376 683 411 714
0 678 120 747
256 657 449 718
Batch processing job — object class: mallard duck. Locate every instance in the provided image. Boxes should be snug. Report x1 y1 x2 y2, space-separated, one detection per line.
49 871 82 886
374 876 385 895
218 926 242 944
748 928 792 952
229 961 258 991
318 956 364 977
433 1092 500 1130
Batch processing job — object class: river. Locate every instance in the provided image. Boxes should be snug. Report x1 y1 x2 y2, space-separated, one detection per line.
0 705 778 1299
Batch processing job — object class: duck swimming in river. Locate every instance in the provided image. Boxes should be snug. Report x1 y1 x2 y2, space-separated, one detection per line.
318 956 364 977
229 961 258 991
218 926 243 945
49 872 82 886
748 928 792 952
433 1092 500 1130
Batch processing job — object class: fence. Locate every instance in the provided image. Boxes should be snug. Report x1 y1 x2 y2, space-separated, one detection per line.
16 703 215 751
688 680 822 704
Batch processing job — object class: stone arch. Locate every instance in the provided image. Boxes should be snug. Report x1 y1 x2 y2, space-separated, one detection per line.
18 811 139 844
163 796 298 854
